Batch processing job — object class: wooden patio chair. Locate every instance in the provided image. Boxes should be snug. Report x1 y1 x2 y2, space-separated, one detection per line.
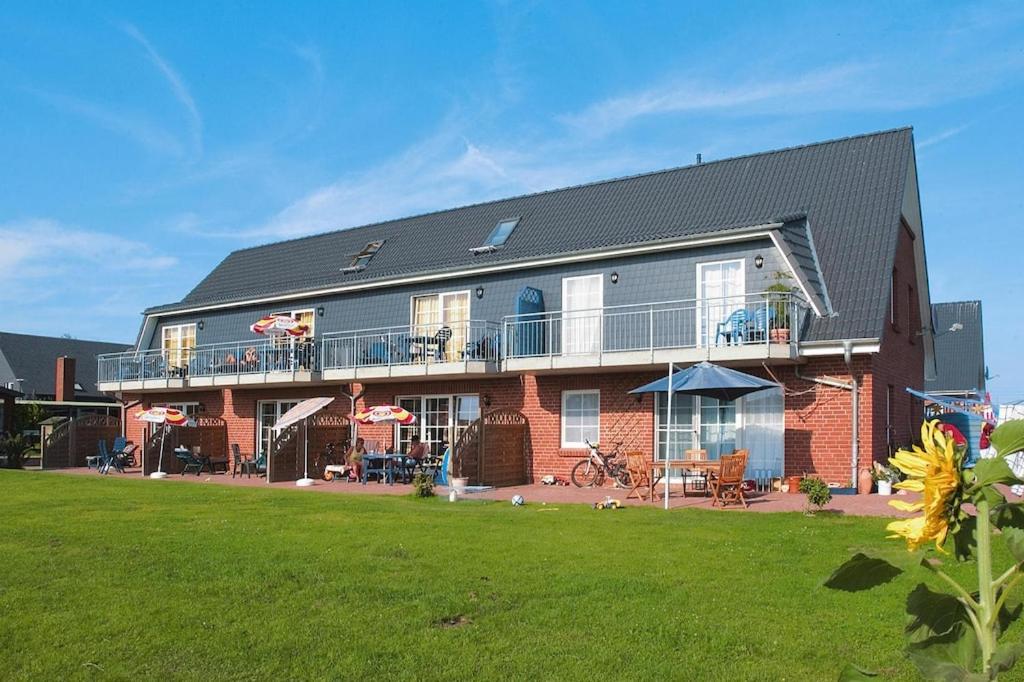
710 452 749 508
683 448 709 496
624 452 653 502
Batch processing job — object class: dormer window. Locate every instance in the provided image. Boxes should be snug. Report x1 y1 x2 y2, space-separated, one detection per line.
470 218 519 254
342 240 384 273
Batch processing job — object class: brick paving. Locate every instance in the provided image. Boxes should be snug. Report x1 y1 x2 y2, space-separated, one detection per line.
55 467 916 517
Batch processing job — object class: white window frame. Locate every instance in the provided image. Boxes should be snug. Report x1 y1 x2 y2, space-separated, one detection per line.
561 389 600 449
696 259 745 344
255 399 301 458
561 273 604 355
161 323 196 367
409 291 472 329
394 393 480 451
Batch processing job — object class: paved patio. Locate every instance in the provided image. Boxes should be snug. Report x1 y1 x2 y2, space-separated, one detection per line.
54 467 916 516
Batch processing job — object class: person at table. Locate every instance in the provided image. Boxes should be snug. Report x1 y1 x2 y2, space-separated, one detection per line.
405 435 428 469
345 438 366 481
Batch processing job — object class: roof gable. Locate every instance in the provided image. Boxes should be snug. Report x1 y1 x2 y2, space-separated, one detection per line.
925 301 986 395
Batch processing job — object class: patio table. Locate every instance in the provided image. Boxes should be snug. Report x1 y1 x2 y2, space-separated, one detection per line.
650 460 721 500
361 453 403 485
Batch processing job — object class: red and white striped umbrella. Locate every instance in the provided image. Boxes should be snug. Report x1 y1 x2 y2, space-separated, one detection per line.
352 405 417 425
135 406 192 427
250 315 310 337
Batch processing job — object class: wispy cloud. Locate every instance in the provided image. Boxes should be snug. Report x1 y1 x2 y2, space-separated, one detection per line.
28 87 186 157
561 64 868 137
0 219 182 340
918 123 973 149
122 23 203 157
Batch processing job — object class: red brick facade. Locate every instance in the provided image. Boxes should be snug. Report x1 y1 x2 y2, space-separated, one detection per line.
120 227 926 486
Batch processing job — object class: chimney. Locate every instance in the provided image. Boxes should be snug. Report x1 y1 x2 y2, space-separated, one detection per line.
696 153 703 164
55 356 76 402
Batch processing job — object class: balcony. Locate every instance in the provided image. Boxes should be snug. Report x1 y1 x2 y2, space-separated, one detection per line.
501 292 808 373
97 339 320 393
321 320 501 382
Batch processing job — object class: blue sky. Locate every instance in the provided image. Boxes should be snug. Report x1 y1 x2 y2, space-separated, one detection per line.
1 1 1022 402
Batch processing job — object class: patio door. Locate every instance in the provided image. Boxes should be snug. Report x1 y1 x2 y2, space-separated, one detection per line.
699 396 737 460
396 394 480 456
738 387 784 480
411 292 469 361
257 400 300 459
562 274 603 355
697 260 744 345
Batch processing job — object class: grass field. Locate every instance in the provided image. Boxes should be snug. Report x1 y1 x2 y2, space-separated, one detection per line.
0 470 1011 681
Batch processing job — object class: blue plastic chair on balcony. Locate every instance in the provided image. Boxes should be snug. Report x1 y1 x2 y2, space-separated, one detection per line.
715 309 749 346
748 305 777 343
364 340 391 366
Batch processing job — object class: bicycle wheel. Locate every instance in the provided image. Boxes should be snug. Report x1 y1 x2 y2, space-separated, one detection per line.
612 465 632 488
571 459 600 487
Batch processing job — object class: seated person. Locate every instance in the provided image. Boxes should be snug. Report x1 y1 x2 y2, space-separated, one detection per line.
345 438 367 481
405 435 428 467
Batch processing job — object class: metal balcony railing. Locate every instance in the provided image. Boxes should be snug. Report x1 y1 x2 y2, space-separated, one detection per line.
502 292 808 359
321 320 501 371
97 338 318 383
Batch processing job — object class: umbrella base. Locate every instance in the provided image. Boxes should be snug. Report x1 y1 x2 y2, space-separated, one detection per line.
296 477 316 487
150 471 168 479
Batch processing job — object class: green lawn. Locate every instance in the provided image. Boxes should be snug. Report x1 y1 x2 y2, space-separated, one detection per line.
0 470 1009 681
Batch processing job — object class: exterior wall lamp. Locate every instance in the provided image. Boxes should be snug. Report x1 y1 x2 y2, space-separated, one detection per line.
197 320 205 331
610 272 619 284
754 255 764 269
317 306 325 317
475 286 485 299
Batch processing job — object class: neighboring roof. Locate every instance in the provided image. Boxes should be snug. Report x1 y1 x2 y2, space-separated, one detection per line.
0 332 131 400
147 128 916 342
925 301 986 396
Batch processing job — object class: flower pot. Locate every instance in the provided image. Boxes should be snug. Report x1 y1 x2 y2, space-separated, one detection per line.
769 328 791 344
787 475 802 494
451 477 468 494
858 468 874 495
877 480 892 496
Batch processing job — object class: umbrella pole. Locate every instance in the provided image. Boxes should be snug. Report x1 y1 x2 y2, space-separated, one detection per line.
297 416 315 486
664 362 673 511
151 424 169 479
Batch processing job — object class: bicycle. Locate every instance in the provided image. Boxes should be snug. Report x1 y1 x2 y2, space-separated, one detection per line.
570 439 631 488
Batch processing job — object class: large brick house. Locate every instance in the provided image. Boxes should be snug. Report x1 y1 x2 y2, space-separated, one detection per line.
100 128 934 486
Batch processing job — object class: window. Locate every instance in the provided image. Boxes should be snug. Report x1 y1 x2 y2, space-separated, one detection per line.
697 259 745 345
561 390 600 448
341 240 384 272
890 267 900 331
161 323 196 369
411 292 470 361
256 400 300 458
470 218 519 253
395 394 480 455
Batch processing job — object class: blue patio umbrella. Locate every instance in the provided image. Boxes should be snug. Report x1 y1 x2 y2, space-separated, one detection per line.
630 361 780 508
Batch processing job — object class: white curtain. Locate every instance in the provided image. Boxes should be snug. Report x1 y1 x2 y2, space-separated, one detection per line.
700 261 744 345
738 387 784 481
563 275 602 354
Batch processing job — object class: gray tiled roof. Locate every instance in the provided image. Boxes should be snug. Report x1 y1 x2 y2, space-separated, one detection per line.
0 332 130 400
925 301 986 395
149 128 916 342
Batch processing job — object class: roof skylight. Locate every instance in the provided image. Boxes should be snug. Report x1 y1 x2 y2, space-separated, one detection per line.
470 218 519 254
341 240 385 273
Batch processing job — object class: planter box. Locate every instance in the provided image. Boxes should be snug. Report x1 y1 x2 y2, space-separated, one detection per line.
829 487 858 496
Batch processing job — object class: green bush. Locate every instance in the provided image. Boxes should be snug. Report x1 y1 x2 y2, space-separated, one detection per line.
0 434 32 469
798 477 832 513
411 472 435 498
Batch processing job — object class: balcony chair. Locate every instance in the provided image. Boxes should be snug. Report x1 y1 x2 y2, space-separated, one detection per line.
714 309 749 346
430 326 453 362
747 306 777 343
176 447 205 476
465 333 500 361
364 340 392 366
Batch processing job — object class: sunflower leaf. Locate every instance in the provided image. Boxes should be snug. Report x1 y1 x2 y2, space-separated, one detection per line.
905 583 980 675
991 501 1024 531
951 516 977 562
1002 526 1024 563
991 641 1024 674
970 456 1024 490
991 420 1024 459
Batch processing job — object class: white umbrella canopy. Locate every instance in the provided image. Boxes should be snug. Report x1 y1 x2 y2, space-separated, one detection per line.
271 397 336 487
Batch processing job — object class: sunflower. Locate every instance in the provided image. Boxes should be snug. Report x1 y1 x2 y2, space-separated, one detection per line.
884 420 963 552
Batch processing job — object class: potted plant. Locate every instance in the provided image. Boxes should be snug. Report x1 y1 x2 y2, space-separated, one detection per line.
764 271 795 344
870 461 899 495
